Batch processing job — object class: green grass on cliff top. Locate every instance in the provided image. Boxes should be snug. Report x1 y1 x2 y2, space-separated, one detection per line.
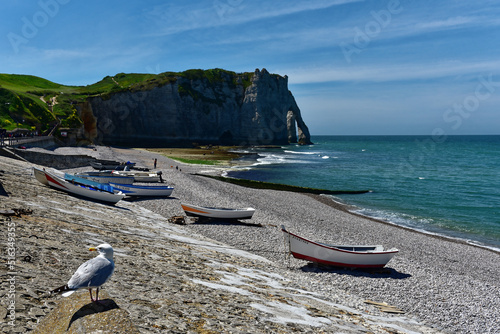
0 69 260 131
0 73 70 93
0 68 254 95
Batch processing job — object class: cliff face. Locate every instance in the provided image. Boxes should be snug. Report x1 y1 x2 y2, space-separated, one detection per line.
78 69 312 146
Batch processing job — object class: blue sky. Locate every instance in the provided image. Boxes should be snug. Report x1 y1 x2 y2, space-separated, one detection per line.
1 0 500 135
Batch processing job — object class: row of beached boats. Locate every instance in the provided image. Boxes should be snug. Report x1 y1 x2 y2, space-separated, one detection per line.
33 167 173 204
33 165 399 269
181 201 398 268
180 202 399 269
34 167 126 204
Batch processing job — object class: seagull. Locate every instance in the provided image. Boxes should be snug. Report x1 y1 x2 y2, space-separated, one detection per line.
50 244 115 302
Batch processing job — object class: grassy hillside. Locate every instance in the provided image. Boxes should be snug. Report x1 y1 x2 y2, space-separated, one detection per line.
0 69 254 133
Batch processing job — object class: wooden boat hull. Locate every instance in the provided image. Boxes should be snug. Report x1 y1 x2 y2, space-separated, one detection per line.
181 203 255 219
33 167 124 204
282 226 398 268
110 183 174 197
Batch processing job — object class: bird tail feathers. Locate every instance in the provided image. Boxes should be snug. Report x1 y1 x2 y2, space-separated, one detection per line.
61 290 76 297
50 284 72 295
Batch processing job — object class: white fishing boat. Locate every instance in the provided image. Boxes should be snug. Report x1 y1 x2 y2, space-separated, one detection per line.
75 171 135 185
90 160 136 170
33 166 49 185
281 225 398 269
112 170 163 183
64 173 116 193
109 183 174 197
181 202 255 220
33 167 124 204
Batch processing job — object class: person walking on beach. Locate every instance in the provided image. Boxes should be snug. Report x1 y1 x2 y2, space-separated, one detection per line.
154 158 157 169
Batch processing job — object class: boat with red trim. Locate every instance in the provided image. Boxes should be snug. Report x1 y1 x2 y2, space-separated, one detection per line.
281 225 398 268
33 167 125 204
181 202 255 220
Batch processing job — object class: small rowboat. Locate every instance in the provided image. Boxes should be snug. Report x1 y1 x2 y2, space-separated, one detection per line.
181 202 255 220
64 173 116 193
33 167 124 204
112 170 163 183
90 161 136 170
33 167 49 185
281 225 398 268
75 171 135 185
109 183 174 197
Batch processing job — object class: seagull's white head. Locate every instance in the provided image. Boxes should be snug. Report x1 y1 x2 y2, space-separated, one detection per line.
89 243 114 260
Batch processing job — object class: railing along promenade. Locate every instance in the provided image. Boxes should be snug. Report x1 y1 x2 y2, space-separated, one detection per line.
0 135 53 148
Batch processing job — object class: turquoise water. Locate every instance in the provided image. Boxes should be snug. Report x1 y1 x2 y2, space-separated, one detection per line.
228 135 500 250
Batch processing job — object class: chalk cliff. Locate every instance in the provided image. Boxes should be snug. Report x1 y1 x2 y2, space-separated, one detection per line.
78 69 312 146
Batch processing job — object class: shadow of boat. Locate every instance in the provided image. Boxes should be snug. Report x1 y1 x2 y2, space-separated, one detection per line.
191 217 264 227
299 262 411 279
123 195 178 202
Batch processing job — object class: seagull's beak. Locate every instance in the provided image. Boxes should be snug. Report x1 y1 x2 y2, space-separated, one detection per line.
89 247 97 251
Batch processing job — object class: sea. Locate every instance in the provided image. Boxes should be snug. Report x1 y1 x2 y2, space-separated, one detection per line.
227 135 500 251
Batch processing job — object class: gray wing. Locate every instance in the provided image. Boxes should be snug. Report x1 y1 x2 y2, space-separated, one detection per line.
67 257 114 290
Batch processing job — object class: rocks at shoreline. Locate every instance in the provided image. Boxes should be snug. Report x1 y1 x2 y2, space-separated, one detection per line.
1 146 498 333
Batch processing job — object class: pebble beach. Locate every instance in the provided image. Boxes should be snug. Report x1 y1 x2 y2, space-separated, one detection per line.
1 145 499 333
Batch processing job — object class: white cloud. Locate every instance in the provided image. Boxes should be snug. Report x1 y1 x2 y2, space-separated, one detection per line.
415 16 474 30
143 0 361 36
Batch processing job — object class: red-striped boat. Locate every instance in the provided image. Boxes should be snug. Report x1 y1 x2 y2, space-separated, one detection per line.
181 202 255 220
33 167 124 205
282 225 398 268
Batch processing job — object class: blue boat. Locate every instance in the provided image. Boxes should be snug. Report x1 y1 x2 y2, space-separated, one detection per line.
64 173 116 194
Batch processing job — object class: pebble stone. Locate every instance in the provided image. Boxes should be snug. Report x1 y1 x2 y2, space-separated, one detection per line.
0 145 498 333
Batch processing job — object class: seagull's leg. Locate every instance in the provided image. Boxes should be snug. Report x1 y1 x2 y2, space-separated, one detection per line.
92 288 105 304
89 288 95 302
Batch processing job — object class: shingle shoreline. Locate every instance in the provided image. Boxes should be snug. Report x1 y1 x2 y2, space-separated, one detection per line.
1 145 498 333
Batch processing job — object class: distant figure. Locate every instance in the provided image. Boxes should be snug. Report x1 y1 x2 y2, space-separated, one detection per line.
50 244 115 303
154 158 157 169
